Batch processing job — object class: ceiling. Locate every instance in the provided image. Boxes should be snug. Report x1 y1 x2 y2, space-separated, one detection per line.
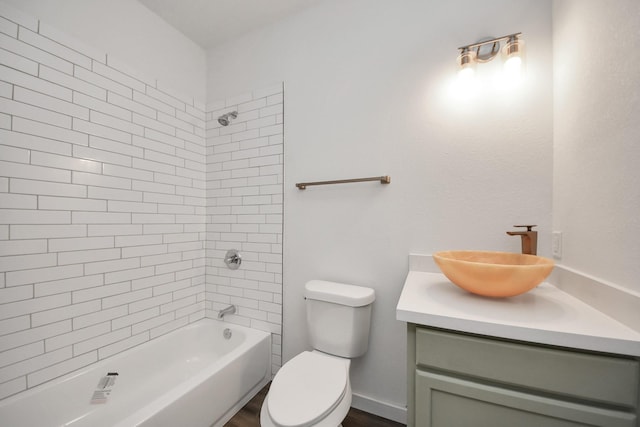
139 0 323 49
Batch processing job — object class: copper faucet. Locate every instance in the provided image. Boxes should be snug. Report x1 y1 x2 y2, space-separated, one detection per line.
506 225 538 255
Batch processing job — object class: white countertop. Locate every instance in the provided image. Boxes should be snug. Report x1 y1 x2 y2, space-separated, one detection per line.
396 263 640 357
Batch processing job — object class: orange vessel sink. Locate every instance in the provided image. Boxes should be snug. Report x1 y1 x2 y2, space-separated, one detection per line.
433 250 555 298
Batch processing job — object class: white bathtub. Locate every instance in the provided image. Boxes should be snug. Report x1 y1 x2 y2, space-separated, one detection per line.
0 318 271 427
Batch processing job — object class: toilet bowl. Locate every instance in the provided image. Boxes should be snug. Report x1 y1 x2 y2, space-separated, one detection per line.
260 280 375 427
260 351 351 427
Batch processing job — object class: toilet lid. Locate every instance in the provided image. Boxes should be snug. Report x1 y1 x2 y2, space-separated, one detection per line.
267 351 348 427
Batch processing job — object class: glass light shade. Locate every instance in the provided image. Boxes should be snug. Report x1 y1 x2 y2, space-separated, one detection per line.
457 49 477 84
502 37 525 84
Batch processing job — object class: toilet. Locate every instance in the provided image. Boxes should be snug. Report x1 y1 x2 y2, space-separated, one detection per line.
260 280 375 427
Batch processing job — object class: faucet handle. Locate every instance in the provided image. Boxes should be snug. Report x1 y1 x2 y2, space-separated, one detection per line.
513 224 537 232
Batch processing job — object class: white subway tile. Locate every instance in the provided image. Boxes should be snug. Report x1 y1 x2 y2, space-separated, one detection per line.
32 300 101 327
87 187 142 203
108 200 156 214
131 272 173 291
72 171 131 190
128 293 171 314
107 92 154 118
0 145 31 163
139 112 178 135
149 316 188 339
90 110 142 136
160 295 196 315
260 103 283 118
0 112 9 129
84 257 139 275
72 211 130 224
121 243 167 259
73 326 130 356
39 195 106 212
0 320 70 353
88 135 142 158
6 264 84 289
73 281 130 303
0 254 56 271
0 284 33 304
0 317 29 338
0 376 25 400
0 209 70 225
0 64 71 101
0 33 72 75
146 87 185 111
58 248 120 265
101 288 151 310
0 129 71 156
45 322 109 352
0 239 45 256
73 118 131 144
0 193 36 210
133 90 173 116
0 293 69 321
27 350 97 388
132 180 174 195
142 223 183 235
153 278 190 297
95 59 148 92
0 346 70 384
266 93 283 106
98 331 148 360
72 91 130 121
161 111 196 132
39 65 104 99
144 128 184 148
73 305 127 330
114 234 162 247
104 266 155 285
14 86 89 120
0 46 38 75
111 307 157 330
34 274 103 297
13 117 87 146
132 135 175 156
73 145 130 168
74 66 131 98
32 151 101 174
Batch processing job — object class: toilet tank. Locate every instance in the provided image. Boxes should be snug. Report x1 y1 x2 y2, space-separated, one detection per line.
304 280 375 358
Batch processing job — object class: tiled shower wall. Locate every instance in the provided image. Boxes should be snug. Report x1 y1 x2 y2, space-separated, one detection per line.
205 86 284 375
0 6 208 399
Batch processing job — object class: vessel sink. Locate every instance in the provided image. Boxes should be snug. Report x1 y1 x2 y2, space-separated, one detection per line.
432 250 555 297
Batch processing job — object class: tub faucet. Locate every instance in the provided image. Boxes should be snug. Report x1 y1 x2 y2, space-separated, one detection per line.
217 304 236 319
506 225 538 255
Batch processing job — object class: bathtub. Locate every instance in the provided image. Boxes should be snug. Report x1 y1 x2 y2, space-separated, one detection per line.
0 318 271 427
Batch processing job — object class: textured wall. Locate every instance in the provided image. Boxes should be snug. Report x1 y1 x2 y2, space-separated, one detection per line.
0 4 206 399
552 0 640 292
205 84 284 375
206 0 553 419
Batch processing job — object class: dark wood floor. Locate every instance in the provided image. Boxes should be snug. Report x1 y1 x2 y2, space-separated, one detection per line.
225 383 405 427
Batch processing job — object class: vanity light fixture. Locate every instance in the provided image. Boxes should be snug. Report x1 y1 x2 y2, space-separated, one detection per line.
457 32 524 80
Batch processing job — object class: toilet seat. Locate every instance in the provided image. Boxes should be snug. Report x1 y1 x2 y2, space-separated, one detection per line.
267 351 348 427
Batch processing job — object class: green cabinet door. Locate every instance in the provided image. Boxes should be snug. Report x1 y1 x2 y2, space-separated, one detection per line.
415 370 637 427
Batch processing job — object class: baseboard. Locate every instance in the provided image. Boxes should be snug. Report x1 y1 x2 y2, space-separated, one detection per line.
351 392 407 425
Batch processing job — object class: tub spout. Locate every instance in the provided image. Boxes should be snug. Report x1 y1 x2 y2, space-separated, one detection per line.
506 225 538 255
217 304 236 319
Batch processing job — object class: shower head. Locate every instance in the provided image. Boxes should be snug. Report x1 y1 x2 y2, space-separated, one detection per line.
218 111 238 126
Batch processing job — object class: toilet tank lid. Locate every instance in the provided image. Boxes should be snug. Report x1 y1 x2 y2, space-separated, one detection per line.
305 280 375 307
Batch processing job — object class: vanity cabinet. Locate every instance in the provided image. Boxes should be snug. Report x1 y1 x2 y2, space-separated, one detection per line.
407 325 640 427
